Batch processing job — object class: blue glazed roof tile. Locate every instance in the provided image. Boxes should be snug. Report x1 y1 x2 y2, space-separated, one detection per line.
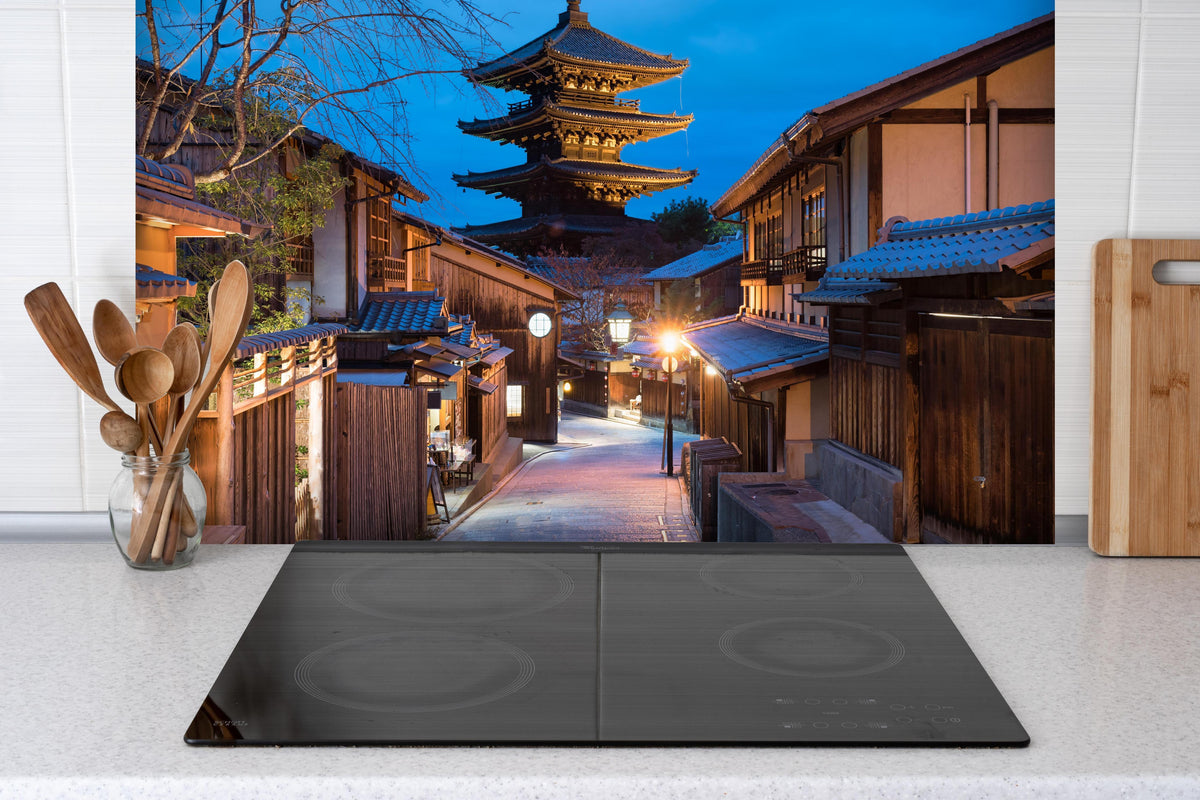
235 323 348 358
350 292 451 335
643 237 743 281
829 200 1054 280
792 278 901 306
683 316 828 385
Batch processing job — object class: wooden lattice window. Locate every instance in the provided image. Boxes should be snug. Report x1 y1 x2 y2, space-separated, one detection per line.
287 235 314 277
753 214 783 262
367 195 390 258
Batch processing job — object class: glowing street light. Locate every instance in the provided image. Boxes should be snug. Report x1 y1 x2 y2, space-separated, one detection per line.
606 300 633 345
660 329 681 477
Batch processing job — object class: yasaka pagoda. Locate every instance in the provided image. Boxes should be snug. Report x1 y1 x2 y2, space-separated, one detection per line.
454 1 696 255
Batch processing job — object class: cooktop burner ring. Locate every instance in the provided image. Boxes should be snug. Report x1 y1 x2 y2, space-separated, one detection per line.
700 555 864 601
331 554 576 624
719 616 906 679
294 631 537 714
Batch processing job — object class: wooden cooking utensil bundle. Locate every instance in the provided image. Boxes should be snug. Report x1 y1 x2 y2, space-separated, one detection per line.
24 261 253 565
1092 240 1200 556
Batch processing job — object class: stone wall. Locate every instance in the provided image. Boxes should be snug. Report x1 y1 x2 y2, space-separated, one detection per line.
816 440 902 541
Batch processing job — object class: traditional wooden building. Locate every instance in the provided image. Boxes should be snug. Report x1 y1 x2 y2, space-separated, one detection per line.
795 202 1054 546
707 13 1054 543
683 315 830 476
134 155 266 343
418 218 578 444
711 13 1053 328
641 236 744 321
454 1 696 254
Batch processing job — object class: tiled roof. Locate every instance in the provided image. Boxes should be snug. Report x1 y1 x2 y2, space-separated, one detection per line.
416 358 463 380
445 315 476 348
999 291 1055 313
454 157 696 189
643 237 743 281
468 375 499 395
479 346 515 366
136 156 268 237
630 356 664 371
349 292 453 334
135 156 193 198
827 200 1054 280
460 101 691 137
621 338 661 357
135 264 196 300
792 278 901 306
470 9 686 80
683 315 828 391
235 323 348 358
456 213 652 242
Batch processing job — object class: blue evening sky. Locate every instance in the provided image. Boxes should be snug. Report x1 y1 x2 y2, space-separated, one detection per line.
141 0 1054 229
408 0 1053 229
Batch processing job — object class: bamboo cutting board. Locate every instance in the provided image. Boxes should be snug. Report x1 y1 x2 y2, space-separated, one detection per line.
1092 239 1200 556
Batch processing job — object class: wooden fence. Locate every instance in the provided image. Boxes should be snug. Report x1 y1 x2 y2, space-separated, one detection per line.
190 326 343 543
336 381 430 540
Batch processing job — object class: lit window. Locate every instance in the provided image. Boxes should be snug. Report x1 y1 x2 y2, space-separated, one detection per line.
528 312 552 338
507 385 525 418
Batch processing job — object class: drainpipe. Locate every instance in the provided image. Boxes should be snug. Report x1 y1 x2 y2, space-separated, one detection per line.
964 93 972 214
731 391 776 473
987 100 1000 210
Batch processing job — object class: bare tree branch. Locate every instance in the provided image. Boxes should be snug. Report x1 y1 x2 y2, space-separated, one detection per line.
137 0 505 188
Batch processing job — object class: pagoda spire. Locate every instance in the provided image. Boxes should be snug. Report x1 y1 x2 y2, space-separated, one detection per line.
454 3 695 255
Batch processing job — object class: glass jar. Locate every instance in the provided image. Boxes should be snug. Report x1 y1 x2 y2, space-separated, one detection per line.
108 450 207 570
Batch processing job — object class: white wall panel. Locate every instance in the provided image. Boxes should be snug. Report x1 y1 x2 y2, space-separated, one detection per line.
0 1 132 512
1057 2 1200 514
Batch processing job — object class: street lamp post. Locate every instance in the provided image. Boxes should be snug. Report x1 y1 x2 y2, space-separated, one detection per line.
662 354 678 475
606 300 633 346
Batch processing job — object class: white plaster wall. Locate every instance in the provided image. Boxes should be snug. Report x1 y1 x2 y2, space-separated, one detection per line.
312 193 348 318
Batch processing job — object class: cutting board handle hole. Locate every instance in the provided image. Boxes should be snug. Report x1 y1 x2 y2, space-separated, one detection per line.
1151 260 1200 285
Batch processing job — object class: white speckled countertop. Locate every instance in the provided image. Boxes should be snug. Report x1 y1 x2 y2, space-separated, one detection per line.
1 542 1198 799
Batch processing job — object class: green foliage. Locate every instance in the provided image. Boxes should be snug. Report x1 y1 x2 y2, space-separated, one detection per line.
296 444 309 456
295 463 309 483
177 138 347 336
652 196 740 246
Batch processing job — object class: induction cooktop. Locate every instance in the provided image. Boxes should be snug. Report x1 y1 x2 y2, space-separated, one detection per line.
186 541 1028 746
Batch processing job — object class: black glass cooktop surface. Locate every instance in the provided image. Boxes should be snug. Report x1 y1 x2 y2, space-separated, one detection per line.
186 541 1028 746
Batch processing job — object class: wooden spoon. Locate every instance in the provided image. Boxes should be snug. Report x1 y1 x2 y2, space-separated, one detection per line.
99 410 143 454
197 279 220 385
161 324 201 434
130 261 252 563
92 299 137 367
24 283 123 414
115 347 174 455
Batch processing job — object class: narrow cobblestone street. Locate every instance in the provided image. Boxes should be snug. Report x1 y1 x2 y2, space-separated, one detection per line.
440 412 700 541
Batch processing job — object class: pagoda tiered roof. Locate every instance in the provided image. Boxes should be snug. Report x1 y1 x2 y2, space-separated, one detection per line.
453 157 695 200
459 100 692 146
454 213 653 249
466 2 686 92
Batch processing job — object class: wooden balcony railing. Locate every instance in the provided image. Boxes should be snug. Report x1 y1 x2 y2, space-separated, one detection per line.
782 245 827 280
287 236 314 278
740 258 785 285
367 255 406 290
508 98 537 114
